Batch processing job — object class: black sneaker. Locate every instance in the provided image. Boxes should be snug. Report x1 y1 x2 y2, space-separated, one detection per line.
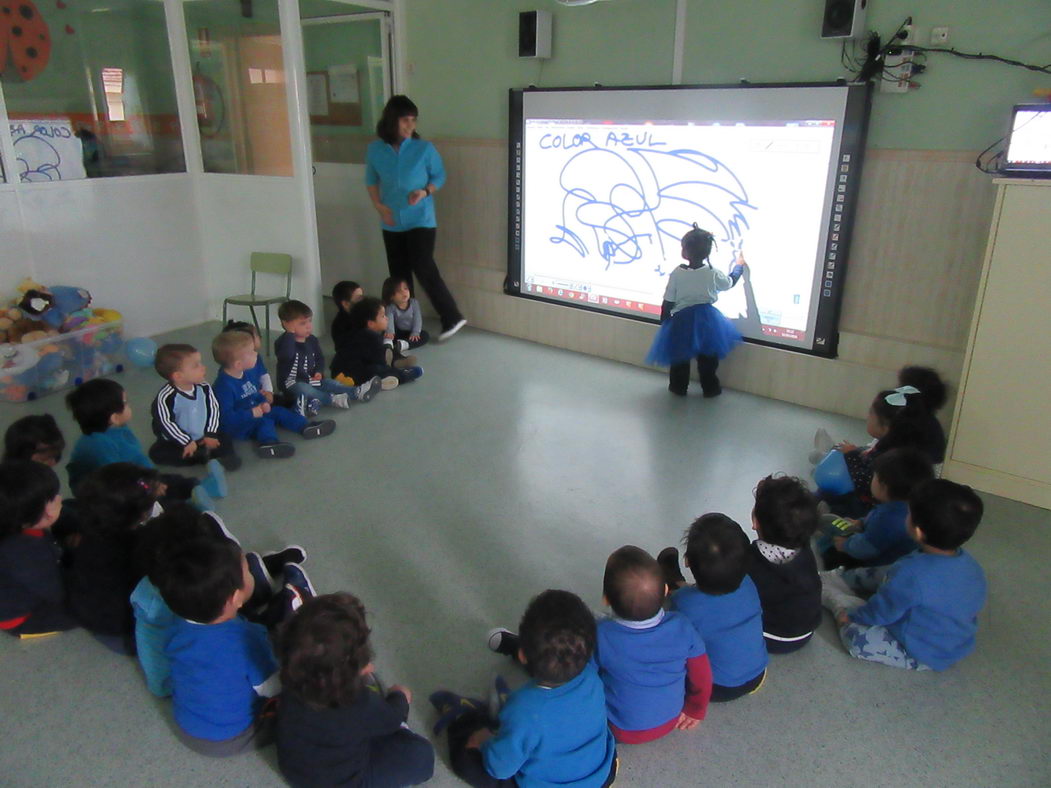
657 547 687 589
256 441 295 459
669 385 688 396
702 384 723 398
216 453 243 471
486 628 520 658
302 420 336 439
262 545 307 577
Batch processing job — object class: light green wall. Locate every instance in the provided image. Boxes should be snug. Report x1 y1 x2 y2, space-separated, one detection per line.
304 18 384 138
405 0 1051 150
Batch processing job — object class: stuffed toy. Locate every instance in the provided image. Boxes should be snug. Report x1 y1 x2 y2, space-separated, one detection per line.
18 285 92 331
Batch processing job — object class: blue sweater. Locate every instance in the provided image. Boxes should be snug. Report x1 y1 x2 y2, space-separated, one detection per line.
482 663 615 788
671 578 769 688
850 549 986 671
213 368 267 437
842 500 915 565
365 137 446 231
67 426 153 491
593 611 706 731
167 614 278 741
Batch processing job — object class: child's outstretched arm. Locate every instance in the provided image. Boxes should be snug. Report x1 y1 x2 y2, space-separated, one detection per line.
680 652 712 728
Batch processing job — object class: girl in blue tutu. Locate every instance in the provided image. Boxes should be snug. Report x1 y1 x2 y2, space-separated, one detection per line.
646 224 746 397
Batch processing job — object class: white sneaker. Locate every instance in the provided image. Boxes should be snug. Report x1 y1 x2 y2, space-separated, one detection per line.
380 376 399 391
354 376 379 403
395 339 410 353
438 318 467 342
330 393 350 409
813 428 834 454
820 570 864 615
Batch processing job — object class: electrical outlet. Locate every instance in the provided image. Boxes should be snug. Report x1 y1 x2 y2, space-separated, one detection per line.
879 51 914 93
899 24 915 45
931 26 950 46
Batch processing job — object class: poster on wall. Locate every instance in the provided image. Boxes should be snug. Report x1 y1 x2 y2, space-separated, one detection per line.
9 119 88 182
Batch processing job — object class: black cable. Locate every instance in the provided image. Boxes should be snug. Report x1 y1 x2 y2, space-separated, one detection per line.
904 45 1051 75
975 135 1007 174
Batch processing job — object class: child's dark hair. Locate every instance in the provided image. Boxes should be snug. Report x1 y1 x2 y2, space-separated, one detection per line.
376 94 419 145
381 276 408 305
870 388 937 456
135 505 232 583
332 280 362 306
154 536 244 623
154 343 198 381
222 319 259 339
909 479 983 551
279 593 372 709
518 589 596 686
278 299 313 322
603 545 665 621
752 474 818 548
683 513 750 595
66 378 125 435
75 463 159 538
898 366 947 413
3 414 65 464
0 460 60 539
872 448 934 501
681 223 716 267
348 296 385 332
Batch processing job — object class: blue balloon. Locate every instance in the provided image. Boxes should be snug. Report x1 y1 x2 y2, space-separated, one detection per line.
814 450 854 496
125 337 158 368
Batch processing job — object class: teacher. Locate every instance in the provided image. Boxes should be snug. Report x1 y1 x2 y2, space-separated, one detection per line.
366 95 467 342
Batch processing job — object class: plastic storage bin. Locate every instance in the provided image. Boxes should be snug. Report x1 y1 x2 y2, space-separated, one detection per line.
0 320 124 402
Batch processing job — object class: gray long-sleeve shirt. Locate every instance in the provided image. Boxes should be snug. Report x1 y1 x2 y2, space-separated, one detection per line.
386 299 423 335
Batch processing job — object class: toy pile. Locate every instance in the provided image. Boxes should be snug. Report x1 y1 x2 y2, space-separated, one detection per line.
0 279 124 402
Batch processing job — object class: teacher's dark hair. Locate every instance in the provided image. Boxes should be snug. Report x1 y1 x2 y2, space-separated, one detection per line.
376 95 420 145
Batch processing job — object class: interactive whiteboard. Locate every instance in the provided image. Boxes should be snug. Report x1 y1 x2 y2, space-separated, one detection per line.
506 83 871 357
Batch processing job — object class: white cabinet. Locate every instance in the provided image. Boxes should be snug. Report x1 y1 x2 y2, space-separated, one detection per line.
944 180 1051 509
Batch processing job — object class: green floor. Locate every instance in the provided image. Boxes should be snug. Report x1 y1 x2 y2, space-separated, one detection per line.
1 323 1048 786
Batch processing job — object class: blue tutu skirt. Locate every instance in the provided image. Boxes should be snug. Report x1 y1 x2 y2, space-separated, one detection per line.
645 303 742 367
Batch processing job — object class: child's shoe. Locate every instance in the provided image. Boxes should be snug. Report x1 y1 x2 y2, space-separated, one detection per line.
191 485 218 513
199 459 228 499
819 569 864 617
403 366 424 382
429 690 487 735
380 376 399 391
488 674 512 720
657 546 687 589
384 346 395 366
352 376 380 402
261 545 307 578
814 427 834 455
215 453 243 472
395 339 410 353
283 562 316 597
438 318 467 342
393 355 418 370
295 393 322 419
256 441 296 459
334 373 356 387
302 420 336 439
330 393 351 409
486 628 520 658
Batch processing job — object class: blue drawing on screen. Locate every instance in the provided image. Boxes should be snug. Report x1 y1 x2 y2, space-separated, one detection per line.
12 124 69 182
547 137 755 274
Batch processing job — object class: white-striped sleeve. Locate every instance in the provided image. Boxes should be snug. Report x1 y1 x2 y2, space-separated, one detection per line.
203 383 221 436
154 385 192 445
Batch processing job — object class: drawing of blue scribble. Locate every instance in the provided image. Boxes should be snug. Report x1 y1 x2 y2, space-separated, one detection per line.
14 133 63 182
550 142 755 275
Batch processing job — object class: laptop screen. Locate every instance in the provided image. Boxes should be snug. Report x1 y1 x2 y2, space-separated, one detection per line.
1003 105 1051 177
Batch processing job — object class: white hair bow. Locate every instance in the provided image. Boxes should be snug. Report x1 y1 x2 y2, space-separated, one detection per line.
884 385 920 406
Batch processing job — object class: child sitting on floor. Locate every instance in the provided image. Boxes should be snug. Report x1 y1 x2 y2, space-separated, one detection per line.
212 330 335 459
330 297 423 390
747 474 822 654
436 590 617 788
63 462 160 652
661 514 768 702
0 460 78 638
330 280 365 352
820 479 987 671
65 378 225 510
818 448 934 570
150 343 241 471
382 276 429 349
223 320 278 404
276 593 435 787
3 414 65 466
275 299 379 412
589 545 711 743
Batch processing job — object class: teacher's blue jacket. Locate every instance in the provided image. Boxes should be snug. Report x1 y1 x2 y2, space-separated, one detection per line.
365 137 446 232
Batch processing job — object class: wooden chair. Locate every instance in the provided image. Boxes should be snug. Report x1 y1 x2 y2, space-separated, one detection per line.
222 253 293 355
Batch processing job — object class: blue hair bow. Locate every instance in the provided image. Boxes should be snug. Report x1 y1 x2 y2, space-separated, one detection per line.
884 385 920 407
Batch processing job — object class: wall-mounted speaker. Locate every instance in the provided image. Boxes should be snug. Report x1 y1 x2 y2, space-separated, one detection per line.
519 10 552 59
821 0 867 39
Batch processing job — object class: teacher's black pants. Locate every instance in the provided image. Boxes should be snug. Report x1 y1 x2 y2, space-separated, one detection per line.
383 227 464 331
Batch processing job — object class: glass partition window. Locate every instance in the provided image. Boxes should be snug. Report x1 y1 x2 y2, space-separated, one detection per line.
1 0 185 181
183 0 293 176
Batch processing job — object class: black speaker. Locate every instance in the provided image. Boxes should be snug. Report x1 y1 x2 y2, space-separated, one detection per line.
519 10 552 59
821 0 867 39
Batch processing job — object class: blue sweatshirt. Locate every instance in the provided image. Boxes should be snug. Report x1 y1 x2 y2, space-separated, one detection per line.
365 137 446 231
842 500 915 565
593 610 706 731
671 578 768 688
850 549 986 671
67 425 153 491
482 663 615 788
213 369 267 437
